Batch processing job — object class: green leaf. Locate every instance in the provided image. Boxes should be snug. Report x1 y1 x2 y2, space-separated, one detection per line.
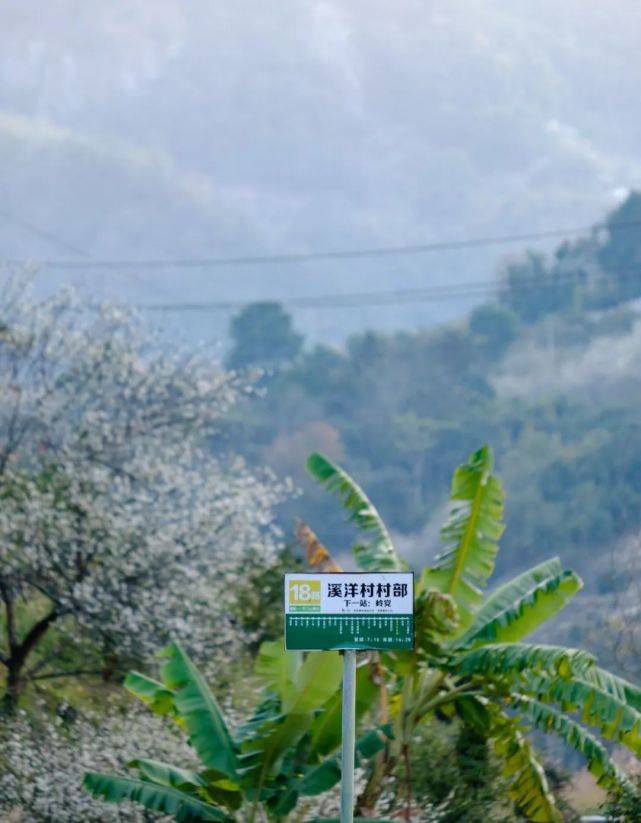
356 724 393 759
516 696 632 791
159 642 238 777
454 642 594 680
200 780 243 812
124 671 176 717
308 661 379 758
457 561 582 648
489 711 561 822
421 445 504 629
240 653 341 790
83 773 230 822
306 451 405 571
525 672 641 756
297 759 342 795
254 639 301 703
455 694 491 735
283 650 343 715
128 758 203 792
234 694 280 745
240 712 314 786
128 760 243 812
585 666 641 714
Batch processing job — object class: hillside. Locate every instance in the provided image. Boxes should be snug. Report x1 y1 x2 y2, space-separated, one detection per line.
226 193 641 629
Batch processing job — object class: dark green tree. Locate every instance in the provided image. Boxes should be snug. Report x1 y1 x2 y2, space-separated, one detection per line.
225 302 303 371
500 251 576 322
468 303 518 357
597 190 641 305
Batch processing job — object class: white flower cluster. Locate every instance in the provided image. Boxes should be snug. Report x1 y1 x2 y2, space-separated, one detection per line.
0 707 193 822
0 273 290 669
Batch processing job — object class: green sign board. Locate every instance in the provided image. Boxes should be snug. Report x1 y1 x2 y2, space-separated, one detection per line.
284 572 414 651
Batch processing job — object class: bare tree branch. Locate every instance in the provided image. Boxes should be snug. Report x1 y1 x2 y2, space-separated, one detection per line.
30 669 105 682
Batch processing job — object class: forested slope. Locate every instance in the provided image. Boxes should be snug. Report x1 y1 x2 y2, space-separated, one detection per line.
226 193 641 602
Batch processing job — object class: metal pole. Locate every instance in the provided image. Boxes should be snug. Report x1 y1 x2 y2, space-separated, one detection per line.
340 650 357 823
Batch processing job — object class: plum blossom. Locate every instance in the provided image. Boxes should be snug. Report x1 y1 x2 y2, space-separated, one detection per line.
0 272 290 703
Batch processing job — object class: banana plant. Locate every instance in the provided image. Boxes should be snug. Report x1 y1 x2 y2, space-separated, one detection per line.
306 446 641 822
83 641 384 822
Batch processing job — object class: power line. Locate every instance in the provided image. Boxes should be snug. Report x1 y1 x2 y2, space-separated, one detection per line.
0 207 170 296
136 267 641 314
5 216 641 272
0 207 91 259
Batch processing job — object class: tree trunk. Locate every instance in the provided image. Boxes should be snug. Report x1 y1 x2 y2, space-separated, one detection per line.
1 659 23 715
0 608 59 714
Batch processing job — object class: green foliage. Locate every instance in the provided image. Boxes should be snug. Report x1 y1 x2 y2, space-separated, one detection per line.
490 708 561 822
224 195 641 593
421 445 504 629
518 697 631 791
603 773 641 821
83 773 231 822
157 643 238 776
500 250 578 322
468 303 519 357
307 662 379 759
308 444 641 819
85 641 379 822
406 719 517 822
306 451 406 571
457 558 582 647
454 642 594 680
597 191 641 304
225 301 303 371
234 546 304 650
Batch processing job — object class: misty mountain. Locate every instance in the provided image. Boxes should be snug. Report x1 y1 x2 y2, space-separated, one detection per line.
2 1 641 341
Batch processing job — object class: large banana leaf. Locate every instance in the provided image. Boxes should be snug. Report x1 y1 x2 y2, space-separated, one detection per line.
456 560 582 648
248 641 344 782
525 672 641 755
297 759 342 795
489 711 561 822
586 666 641 713
516 697 632 791
125 670 177 718
308 662 379 758
306 452 405 571
254 639 301 704
234 694 280 747
270 757 344 816
83 773 230 822
127 759 203 791
240 652 343 804
454 642 594 680
128 759 242 812
240 650 342 784
239 712 314 788
282 649 343 715
421 445 504 630
159 642 238 777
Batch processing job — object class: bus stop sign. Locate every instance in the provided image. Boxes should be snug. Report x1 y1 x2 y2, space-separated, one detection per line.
284 572 414 651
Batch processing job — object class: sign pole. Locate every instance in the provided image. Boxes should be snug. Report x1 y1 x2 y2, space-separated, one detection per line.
340 649 357 823
284 572 414 823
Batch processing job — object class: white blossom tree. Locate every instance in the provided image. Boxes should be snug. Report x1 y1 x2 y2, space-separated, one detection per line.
0 274 288 711
0 706 193 821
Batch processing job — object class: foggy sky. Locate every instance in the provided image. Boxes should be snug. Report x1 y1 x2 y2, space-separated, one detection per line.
2 1 640 342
